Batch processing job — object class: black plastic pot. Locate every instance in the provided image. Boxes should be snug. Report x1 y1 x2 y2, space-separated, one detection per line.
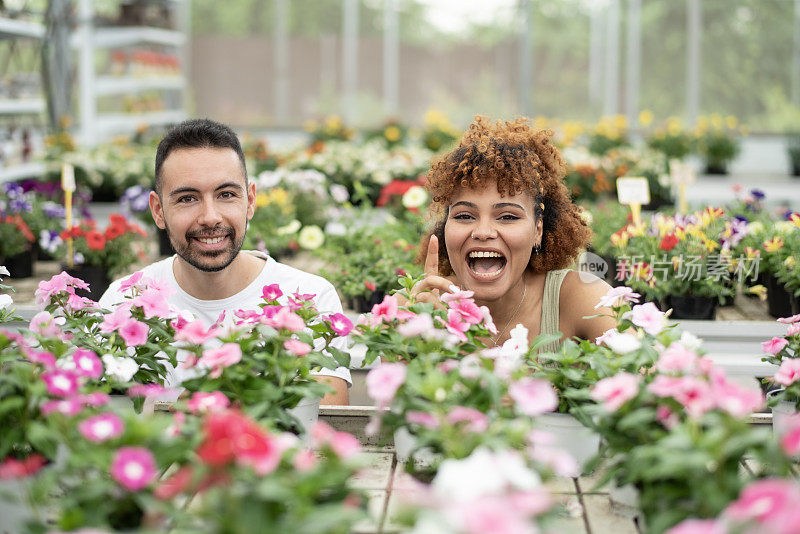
704 163 728 175
663 294 717 320
3 248 34 278
64 265 111 302
352 291 386 313
765 274 794 319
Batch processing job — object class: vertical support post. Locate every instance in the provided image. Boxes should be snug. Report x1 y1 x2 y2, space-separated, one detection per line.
686 0 701 126
603 0 621 116
589 3 605 105
176 0 191 122
77 0 95 145
274 0 289 124
518 0 533 116
342 0 359 123
383 0 399 115
792 0 800 107
625 0 642 129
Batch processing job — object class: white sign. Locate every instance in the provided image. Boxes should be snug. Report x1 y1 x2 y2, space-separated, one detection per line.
616 177 650 205
669 160 696 186
61 163 75 192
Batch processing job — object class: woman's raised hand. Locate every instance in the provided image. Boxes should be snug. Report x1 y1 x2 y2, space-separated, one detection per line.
408 235 453 308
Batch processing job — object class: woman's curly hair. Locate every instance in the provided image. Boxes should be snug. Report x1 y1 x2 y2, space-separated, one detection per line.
420 115 591 275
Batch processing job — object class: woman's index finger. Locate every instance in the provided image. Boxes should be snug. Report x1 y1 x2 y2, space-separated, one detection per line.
425 234 440 275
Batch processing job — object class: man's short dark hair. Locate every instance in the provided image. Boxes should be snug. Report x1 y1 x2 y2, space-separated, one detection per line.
154 118 247 195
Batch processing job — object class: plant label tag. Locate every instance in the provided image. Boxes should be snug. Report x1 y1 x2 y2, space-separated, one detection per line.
669 160 696 186
61 164 76 192
616 177 650 205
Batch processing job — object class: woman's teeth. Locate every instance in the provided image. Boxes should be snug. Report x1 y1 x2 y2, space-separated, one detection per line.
469 251 503 258
467 251 506 276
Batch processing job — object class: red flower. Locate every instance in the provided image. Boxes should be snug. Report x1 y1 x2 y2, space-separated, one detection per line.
365 280 376 291
104 224 124 240
659 233 679 251
85 231 106 250
154 466 194 499
108 214 130 229
0 454 46 479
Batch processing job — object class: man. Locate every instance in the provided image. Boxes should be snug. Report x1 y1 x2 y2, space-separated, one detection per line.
99 118 350 404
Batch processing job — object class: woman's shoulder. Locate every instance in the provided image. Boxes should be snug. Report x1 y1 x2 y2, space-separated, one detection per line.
557 269 616 338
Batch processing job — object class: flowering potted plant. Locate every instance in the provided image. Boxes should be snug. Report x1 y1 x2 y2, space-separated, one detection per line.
760 312 800 434
56 214 148 300
0 213 35 278
241 132 280 175
420 109 459 152
694 114 741 175
646 117 695 161
364 117 408 148
753 216 800 318
588 115 630 155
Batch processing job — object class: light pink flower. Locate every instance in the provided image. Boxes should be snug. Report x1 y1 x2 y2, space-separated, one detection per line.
724 478 800 530
438 359 459 373
174 320 219 345
284 339 312 356
595 286 641 309
66 293 94 311
600 330 642 354
788 323 800 337
262 306 305 332
711 376 764 417
73 349 103 379
406 410 439 429
458 354 482 380
24 349 56 369
440 286 474 303
127 384 173 398
118 271 144 292
673 376 715 419
437 309 470 342
99 305 132 333
777 313 800 324
329 431 361 459
29 311 63 338
365 363 406 407
457 497 535 534
40 398 83 416
445 406 489 433
79 413 124 443
532 446 579 478
326 313 353 336
370 295 399 326
132 288 171 319
656 405 679 429
762 337 790 355
79 392 110 407
293 449 318 471
665 519 726 534
779 416 800 456
34 272 88 308
187 391 230 413
480 306 498 335
628 302 666 335
42 369 80 397
262 283 283 301
449 298 483 325
509 378 558 416
110 447 157 491
775 359 800 386
591 373 641 411
198 343 243 378
118 318 149 347
656 343 698 374
397 313 434 337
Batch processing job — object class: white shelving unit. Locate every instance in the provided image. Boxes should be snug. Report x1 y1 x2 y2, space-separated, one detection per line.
76 0 190 145
0 15 47 183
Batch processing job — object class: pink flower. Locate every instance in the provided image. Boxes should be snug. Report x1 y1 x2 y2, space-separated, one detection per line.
775 359 800 386
437 309 470 342
110 447 157 491
595 286 641 309
591 373 641 411
29 311 63 338
329 431 361 459
79 413 124 443
779 416 800 456
457 497 533 534
656 405 679 429
724 478 800 532
127 384 172 398
777 313 800 324
480 306 498 335
762 337 790 356
174 320 219 345
370 295 399 326
397 313 434 337
628 302 666 335
284 339 312 356
24 349 56 369
405 410 439 429
199 343 243 378
440 286 474 303
34 272 88 308
710 374 764 417
118 318 149 346
365 363 406 407
73 349 103 379
118 271 143 292
326 312 353 336
445 406 489 433
262 283 283 301
532 446 579 478
293 449 318 471
132 288 171 319
656 343 698 374
187 391 230 413
788 323 800 337
66 293 94 311
41 398 83 416
449 298 483 325
673 376 715 419
42 370 80 397
666 519 726 534
99 305 132 333
262 306 305 332
79 392 110 407
509 378 558 416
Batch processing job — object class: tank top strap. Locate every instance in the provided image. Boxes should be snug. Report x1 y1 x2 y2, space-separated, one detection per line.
538 268 570 353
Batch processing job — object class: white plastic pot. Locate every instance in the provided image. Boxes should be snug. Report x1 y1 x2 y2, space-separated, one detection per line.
772 399 798 437
608 482 641 516
393 427 438 467
537 412 600 473
287 396 321 438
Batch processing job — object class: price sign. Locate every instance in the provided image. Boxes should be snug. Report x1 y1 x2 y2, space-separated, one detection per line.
61 164 75 267
616 177 651 206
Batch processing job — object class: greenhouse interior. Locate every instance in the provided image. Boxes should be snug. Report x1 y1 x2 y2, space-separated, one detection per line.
2 0 800 533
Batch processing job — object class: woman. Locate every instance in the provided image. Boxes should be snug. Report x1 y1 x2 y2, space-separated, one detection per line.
408 116 617 350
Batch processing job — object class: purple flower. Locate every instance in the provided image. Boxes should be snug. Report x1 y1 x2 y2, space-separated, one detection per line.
750 188 765 200
42 201 66 219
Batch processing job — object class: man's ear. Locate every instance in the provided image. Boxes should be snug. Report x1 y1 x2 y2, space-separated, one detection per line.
246 181 256 221
149 191 166 230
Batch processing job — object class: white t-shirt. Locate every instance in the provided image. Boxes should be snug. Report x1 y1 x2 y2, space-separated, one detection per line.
99 252 352 388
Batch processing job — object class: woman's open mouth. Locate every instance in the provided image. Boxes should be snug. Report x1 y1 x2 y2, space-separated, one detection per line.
467 250 507 278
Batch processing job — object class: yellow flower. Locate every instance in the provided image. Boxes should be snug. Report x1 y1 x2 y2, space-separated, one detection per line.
785 256 796 269
423 109 450 128
612 114 627 130
696 116 710 131
638 110 654 126
763 237 785 252
702 236 719 252
790 213 800 229
611 232 629 247
710 113 724 130
725 115 738 130
277 220 301 236
747 285 767 301
739 125 750 136
255 192 270 208
384 126 401 142
533 116 549 131
672 256 683 270
743 246 760 259
325 115 342 130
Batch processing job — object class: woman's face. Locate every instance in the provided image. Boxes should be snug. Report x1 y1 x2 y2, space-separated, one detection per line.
444 182 542 301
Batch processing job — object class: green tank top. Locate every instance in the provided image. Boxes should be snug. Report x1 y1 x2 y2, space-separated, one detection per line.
538 268 570 353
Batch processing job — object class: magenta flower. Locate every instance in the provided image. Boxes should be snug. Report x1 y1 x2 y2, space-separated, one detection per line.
405 410 439 429
132 288 171 319
24 349 56 369
591 373 641 412
118 318 149 346
437 309 470 342
673 376 715 419
198 343 242 378
775 359 800 386
284 339 312 356
127 384 172 398
174 319 219 345
42 370 80 397
261 306 305 332
262 283 283 301
762 337 790 355
595 286 641 309
110 447 157 491
187 391 230 413
326 313 354 336
79 413 124 443
118 271 144 292
365 363 406 407
445 406 489 433
73 349 103 379
40 398 83 416
628 302 666 335
509 378 558 416
369 295 399 326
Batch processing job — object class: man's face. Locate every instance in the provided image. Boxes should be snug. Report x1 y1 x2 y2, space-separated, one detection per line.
149 147 255 272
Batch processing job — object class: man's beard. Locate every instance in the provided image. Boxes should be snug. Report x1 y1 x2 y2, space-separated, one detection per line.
165 221 244 273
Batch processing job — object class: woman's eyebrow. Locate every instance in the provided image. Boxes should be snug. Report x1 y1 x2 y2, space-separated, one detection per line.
494 202 526 211
451 201 477 209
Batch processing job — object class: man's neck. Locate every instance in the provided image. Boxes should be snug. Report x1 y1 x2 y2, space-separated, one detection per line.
172 251 265 300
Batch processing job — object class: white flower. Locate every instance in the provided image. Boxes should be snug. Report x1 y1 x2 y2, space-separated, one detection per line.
402 186 428 209
276 220 301 236
679 331 703 351
776 221 795 235
433 448 540 502
324 221 347 236
0 294 12 309
0 265 9 278
329 184 349 203
500 323 529 356
746 221 764 234
257 170 283 189
601 331 642 354
297 225 325 250
102 354 139 382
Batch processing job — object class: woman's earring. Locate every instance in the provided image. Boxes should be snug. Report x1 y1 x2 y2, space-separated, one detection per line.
533 243 541 254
